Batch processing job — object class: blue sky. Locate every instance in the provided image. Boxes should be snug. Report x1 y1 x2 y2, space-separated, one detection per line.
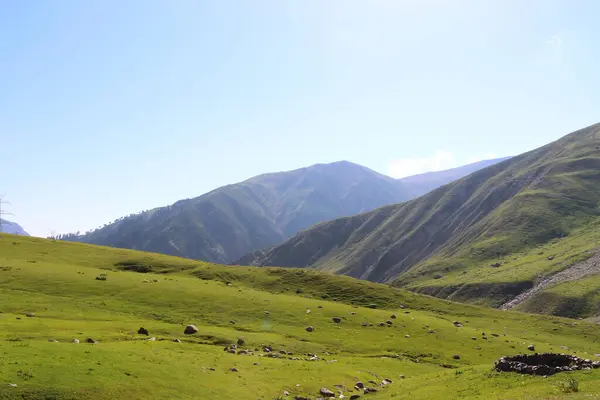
1 0 599 237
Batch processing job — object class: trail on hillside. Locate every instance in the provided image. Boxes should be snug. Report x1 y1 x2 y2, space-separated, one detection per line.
500 250 600 310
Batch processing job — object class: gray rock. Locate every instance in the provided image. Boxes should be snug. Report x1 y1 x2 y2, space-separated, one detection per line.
332 317 342 323
319 388 335 397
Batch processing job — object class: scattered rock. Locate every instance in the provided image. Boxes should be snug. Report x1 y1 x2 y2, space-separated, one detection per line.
237 338 245 346
490 262 501 268
95 276 107 281
306 326 314 332
378 322 386 327
48 339 59 343
399 375 405 379
318 305 323 308
73 339 79 344
229 320 236 325
453 354 461 360
361 322 368 327
173 338 181 343
350 396 361 400
452 321 462 327
390 314 397 319
386 320 393 325
138 327 149 335
8 383 17 388
332 317 342 323
527 345 535 351
284 390 290 396
382 378 392 385
148 337 156 341
86 338 97 344
319 388 335 397
184 325 198 335
229 368 238 372
354 382 364 390
363 388 378 394
26 313 35 317
547 256 555 261
404 335 410 338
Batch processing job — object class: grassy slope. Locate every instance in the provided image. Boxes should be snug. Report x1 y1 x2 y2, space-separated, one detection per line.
401 217 600 310
1 235 600 399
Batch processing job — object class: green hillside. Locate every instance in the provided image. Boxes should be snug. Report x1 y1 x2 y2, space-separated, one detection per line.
242 123 600 316
2 234 600 399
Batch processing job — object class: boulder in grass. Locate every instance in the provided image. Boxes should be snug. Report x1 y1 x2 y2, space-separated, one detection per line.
184 325 198 335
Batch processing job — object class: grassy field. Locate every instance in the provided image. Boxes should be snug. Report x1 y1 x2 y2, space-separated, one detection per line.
1 234 600 399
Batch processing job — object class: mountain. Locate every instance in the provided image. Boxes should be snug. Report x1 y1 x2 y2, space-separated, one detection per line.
60 158 507 264
0 219 29 236
397 157 512 197
60 161 412 263
240 123 600 316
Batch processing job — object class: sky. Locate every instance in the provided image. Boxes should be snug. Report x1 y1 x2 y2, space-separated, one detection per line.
1 0 599 237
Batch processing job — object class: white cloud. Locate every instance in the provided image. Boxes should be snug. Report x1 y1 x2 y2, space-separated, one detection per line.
388 150 456 179
388 151 500 178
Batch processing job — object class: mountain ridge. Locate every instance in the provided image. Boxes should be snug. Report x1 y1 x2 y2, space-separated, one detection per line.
57 158 508 264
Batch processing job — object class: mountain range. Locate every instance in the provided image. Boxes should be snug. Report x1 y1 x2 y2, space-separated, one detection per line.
57 158 507 264
0 219 29 236
241 122 600 316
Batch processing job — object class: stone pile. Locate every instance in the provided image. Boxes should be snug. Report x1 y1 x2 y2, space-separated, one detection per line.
495 353 600 376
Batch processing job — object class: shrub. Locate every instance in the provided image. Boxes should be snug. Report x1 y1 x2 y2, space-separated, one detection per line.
558 377 579 393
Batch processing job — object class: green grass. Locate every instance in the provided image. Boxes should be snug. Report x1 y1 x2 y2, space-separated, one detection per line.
1 234 600 399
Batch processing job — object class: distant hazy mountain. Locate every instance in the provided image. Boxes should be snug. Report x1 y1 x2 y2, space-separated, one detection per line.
0 220 29 236
397 157 512 197
59 158 508 263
